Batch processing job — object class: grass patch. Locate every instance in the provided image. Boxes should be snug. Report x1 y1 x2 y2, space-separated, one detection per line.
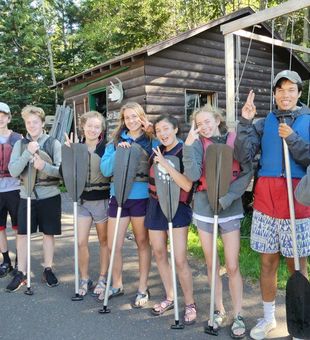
188 214 310 290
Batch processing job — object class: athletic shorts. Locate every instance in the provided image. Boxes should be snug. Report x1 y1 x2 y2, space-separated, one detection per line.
108 196 148 218
0 190 20 230
251 209 310 258
18 195 61 235
194 218 241 234
78 199 109 223
145 196 192 231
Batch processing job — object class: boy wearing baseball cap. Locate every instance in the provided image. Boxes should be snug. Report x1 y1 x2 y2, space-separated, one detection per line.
0 102 22 278
234 70 310 339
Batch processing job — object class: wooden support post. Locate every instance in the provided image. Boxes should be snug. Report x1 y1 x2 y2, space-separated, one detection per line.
221 0 310 35
225 33 236 130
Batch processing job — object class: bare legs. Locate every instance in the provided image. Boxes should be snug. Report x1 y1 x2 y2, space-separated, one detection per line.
78 216 109 294
198 229 243 317
149 227 194 305
107 215 151 292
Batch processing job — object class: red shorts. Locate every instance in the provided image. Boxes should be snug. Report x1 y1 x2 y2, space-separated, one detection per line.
254 177 310 219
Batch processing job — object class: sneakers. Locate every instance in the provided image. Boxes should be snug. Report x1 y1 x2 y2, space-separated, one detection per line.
6 271 26 292
11 263 18 277
0 262 13 278
42 267 59 287
250 318 276 340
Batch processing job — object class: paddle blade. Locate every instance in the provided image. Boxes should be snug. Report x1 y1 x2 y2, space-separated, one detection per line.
286 271 310 338
22 163 36 197
61 143 88 201
205 144 233 213
154 155 180 221
113 143 142 207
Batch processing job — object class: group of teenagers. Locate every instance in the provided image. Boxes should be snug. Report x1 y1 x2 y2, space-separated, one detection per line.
0 69 309 340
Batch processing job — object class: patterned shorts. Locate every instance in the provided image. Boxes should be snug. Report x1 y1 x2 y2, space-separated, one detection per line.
251 209 310 258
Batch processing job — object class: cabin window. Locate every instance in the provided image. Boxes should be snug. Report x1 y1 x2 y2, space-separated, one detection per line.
185 90 218 123
89 87 107 117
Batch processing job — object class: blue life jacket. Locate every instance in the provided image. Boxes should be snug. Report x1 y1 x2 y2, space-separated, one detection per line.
258 112 310 178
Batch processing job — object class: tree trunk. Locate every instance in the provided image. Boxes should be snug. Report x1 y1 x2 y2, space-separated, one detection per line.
41 0 58 106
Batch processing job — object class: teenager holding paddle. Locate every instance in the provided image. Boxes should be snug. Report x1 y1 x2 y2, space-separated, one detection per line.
64 111 110 298
295 164 310 206
234 70 310 340
145 115 196 325
100 102 156 307
0 102 22 278
6 105 62 292
183 105 252 338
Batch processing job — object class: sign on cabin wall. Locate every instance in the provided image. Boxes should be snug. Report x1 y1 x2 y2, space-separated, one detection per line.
107 110 120 121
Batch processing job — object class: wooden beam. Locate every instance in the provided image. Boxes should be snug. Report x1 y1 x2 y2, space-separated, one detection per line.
221 0 310 35
225 33 236 130
234 29 310 54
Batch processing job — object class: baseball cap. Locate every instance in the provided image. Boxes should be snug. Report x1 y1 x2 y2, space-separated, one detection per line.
0 102 11 114
273 70 302 87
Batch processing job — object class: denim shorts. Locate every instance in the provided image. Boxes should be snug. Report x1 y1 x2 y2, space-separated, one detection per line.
251 209 310 258
78 199 109 223
108 196 148 218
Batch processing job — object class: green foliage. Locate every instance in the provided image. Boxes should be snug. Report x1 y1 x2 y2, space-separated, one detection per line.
0 0 57 132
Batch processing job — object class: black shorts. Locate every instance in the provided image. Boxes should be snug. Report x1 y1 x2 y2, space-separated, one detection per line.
0 190 20 230
18 194 61 235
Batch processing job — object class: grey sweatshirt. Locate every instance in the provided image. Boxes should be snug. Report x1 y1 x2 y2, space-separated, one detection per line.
9 133 61 199
295 165 310 206
183 139 253 219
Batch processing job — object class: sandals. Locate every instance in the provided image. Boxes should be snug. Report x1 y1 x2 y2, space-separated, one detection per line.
230 315 246 339
78 278 93 297
91 275 107 297
97 286 124 302
131 289 150 308
183 303 197 325
206 310 226 330
151 299 174 316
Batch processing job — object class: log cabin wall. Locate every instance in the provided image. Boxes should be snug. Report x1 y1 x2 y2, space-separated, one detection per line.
144 25 304 139
62 59 147 138
60 14 309 141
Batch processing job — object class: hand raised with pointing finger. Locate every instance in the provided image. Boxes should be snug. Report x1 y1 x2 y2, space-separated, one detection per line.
185 120 201 146
242 90 256 120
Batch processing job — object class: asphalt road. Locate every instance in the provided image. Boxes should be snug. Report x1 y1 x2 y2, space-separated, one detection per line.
0 193 290 340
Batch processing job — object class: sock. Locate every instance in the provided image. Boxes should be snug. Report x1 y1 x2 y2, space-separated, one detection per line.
2 251 11 264
263 300 275 322
15 251 18 267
